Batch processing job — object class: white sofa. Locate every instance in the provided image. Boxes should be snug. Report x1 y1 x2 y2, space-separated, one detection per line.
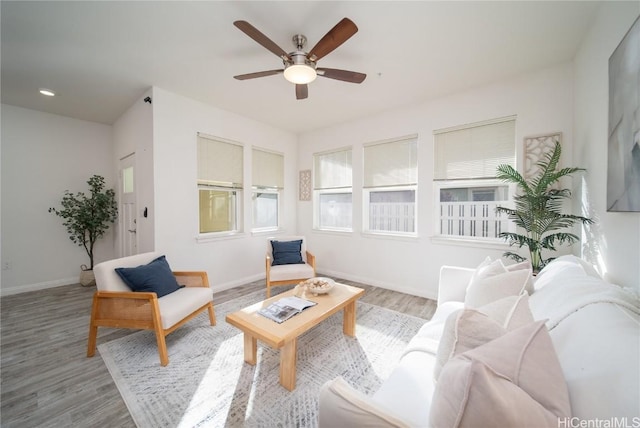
319 255 640 427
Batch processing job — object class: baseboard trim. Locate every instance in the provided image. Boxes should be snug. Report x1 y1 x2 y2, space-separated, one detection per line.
317 268 438 301
1 277 78 296
1 271 437 301
210 272 265 294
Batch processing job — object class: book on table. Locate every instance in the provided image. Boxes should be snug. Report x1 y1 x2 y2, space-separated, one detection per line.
258 296 317 323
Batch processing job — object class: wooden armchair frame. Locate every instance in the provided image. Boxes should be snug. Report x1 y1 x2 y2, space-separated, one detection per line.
265 236 316 298
87 271 215 366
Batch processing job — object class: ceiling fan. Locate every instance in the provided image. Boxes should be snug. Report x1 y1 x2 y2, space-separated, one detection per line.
233 18 366 100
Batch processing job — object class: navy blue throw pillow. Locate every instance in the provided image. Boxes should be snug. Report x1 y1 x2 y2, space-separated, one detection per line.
271 240 304 266
115 255 182 297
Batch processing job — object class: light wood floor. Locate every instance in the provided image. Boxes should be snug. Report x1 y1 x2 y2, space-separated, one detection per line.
1 277 436 428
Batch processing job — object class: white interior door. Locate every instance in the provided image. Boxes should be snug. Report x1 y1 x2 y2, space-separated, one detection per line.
119 154 137 257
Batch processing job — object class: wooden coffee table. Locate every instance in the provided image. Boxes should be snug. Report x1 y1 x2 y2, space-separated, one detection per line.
225 282 364 391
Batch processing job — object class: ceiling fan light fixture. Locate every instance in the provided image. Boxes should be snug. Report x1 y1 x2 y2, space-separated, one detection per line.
39 88 56 97
283 64 317 84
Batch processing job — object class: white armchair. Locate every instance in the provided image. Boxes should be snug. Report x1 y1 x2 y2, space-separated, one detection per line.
265 236 316 298
87 252 216 366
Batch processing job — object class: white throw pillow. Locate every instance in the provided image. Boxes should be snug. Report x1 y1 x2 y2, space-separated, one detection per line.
479 292 533 330
505 260 535 294
468 257 506 284
430 321 572 427
465 269 531 308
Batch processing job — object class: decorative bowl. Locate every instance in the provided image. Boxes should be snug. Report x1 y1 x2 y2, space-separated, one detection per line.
302 277 335 295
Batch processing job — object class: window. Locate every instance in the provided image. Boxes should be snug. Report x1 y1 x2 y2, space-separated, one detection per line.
252 148 283 231
363 136 417 235
197 134 243 235
122 166 134 194
313 148 352 231
433 116 516 240
438 181 510 238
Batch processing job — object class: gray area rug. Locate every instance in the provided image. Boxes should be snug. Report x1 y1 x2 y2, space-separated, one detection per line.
98 289 426 428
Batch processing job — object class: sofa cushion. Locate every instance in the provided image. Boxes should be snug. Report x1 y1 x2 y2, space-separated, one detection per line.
115 255 182 298
534 255 601 288
271 239 304 265
403 301 464 356
370 350 436 427
529 256 640 419
465 269 530 308
430 320 571 427
319 377 411 428
546 304 640 419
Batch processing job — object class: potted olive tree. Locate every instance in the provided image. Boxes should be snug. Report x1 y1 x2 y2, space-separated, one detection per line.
495 141 593 273
49 175 118 286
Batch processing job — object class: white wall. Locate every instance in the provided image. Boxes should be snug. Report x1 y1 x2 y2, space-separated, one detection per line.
298 63 576 299
0 105 114 295
574 2 640 290
112 89 155 255
5 3 638 297
150 87 299 291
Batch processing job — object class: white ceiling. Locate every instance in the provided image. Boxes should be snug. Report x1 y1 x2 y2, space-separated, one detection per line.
1 1 601 134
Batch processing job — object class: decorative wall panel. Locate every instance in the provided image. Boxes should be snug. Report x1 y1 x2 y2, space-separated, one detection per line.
524 132 562 181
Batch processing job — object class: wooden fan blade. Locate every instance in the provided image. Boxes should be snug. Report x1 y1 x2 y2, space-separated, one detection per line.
308 18 358 62
234 69 284 80
296 84 308 100
234 21 290 60
317 68 366 83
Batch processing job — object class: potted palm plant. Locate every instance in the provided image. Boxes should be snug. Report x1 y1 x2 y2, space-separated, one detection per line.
49 175 118 286
495 141 593 273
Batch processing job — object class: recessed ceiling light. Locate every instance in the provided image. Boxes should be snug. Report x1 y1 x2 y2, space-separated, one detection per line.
39 88 55 97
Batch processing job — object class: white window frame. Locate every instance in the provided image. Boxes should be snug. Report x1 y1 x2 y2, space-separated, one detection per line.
251 187 281 233
313 148 353 232
196 133 244 239
434 179 514 242
432 116 516 244
363 185 417 237
251 147 284 233
362 135 418 237
314 188 353 232
197 185 242 236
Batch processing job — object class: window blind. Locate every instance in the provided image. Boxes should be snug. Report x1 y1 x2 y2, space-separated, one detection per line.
363 136 417 188
252 148 283 189
197 134 243 188
313 148 352 189
433 117 516 180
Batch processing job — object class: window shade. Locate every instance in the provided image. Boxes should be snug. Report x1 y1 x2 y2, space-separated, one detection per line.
314 148 352 189
363 136 417 187
252 148 283 188
197 135 243 188
434 118 515 180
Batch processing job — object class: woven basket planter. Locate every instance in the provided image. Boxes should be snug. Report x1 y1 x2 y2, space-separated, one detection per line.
80 265 96 287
